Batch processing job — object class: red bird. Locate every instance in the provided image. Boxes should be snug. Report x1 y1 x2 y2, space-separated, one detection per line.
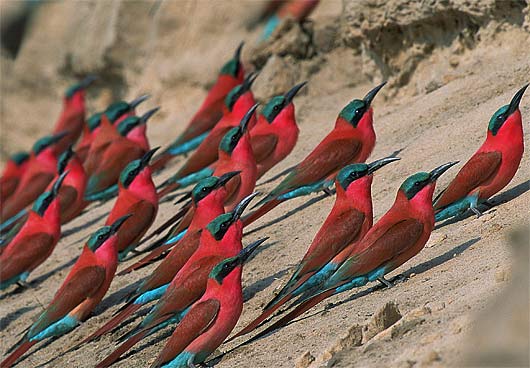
250 82 305 179
151 43 245 170
1 215 131 368
156 74 258 195
244 82 386 227
261 0 320 40
0 172 66 290
52 76 96 154
435 84 528 221
0 151 30 201
232 157 399 339
104 148 159 260
79 173 240 345
150 239 265 368
1 132 68 221
95 194 259 368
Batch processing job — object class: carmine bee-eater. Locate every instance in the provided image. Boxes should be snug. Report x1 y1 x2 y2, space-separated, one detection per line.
79 173 241 345
0 215 131 368
158 103 259 200
435 84 528 221
232 156 399 338
105 94 151 127
261 0 319 40
0 151 30 201
244 82 386 227
250 163 458 337
83 108 158 201
151 43 245 170
104 148 159 260
0 172 67 289
150 240 265 368
52 75 96 154
95 194 259 368
76 112 103 163
250 82 306 179
1 132 68 222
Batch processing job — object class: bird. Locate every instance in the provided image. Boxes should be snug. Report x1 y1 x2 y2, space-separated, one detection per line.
105 94 151 127
151 43 245 170
156 73 258 195
261 0 320 40
434 84 528 221
0 151 30 201
78 173 241 345
83 108 158 201
250 81 306 179
1 131 68 222
231 156 400 338
0 172 67 290
243 82 386 227
0 215 131 368
150 238 266 368
76 111 104 163
94 193 259 368
157 103 259 200
104 148 159 260
248 162 458 337
52 75 96 154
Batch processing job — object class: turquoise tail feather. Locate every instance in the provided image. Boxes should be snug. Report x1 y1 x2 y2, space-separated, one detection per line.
167 132 209 156
435 194 479 222
84 184 119 202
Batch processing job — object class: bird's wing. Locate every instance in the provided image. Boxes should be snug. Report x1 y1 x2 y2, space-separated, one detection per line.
273 137 361 196
0 233 54 280
152 299 220 368
222 174 241 205
435 151 502 208
250 133 279 163
334 218 424 282
28 263 106 338
59 185 80 207
0 217 26 249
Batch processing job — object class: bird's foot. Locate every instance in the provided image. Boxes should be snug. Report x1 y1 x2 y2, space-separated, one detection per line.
377 276 394 288
16 280 31 289
470 206 483 218
323 188 334 196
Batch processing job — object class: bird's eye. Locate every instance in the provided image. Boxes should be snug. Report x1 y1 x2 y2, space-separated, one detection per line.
97 234 105 241
273 105 280 112
201 187 208 192
497 114 504 121
220 222 228 230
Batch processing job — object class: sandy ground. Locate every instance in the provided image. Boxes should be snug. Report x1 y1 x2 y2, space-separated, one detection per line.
1 1 529 367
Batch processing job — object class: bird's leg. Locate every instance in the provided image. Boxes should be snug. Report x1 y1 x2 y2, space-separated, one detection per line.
16 280 31 289
377 276 394 288
323 188 334 196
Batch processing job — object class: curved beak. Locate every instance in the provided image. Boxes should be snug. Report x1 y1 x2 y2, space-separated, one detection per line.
51 171 69 197
234 42 244 62
367 156 400 174
140 107 160 124
129 94 151 109
80 75 98 89
216 171 241 188
363 81 387 106
51 130 70 143
285 81 308 103
140 147 160 168
231 192 260 222
429 161 459 182
240 103 260 132
236 237 269 265
241 72 259 92
110 214 133 234
507 84 528 115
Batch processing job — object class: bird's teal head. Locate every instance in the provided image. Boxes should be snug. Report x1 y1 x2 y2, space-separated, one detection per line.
206 192 259 241
87 214 131 251
10 151 29 166
210 237 268 284
32 131 69 155
87 112 103 132
400 162 458 200
488 84 528 136
57 146 75 174
224 72 258 111
64 75 97 99
117 107 159 136
104 94 150 122
219 103 259 154
191 171 241 204
337 156 400 190
32 171 68 216
340 81 386 127
119 147 159 188
262 81 306 123
219 42 243 78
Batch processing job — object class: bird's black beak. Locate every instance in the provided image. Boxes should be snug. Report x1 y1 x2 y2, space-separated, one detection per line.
241 72 259 92
234 42 244 62
240 103 260 132
51 171 69 198
363 81 387 106
367 156 401 174
507 84 528 115
110 214 133 234
429 161 459 182
140 107 160 124
285 81 308 103
50 131 70 144
140 147 160 168
231 192 260 222
129 94 151 109
236 237 269 265
80 75 98 89
216 171 241 188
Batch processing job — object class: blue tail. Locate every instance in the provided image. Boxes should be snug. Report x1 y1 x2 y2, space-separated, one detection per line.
84 184 119 202
167 132 209 156
0 208 27 233
435 194 479 222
